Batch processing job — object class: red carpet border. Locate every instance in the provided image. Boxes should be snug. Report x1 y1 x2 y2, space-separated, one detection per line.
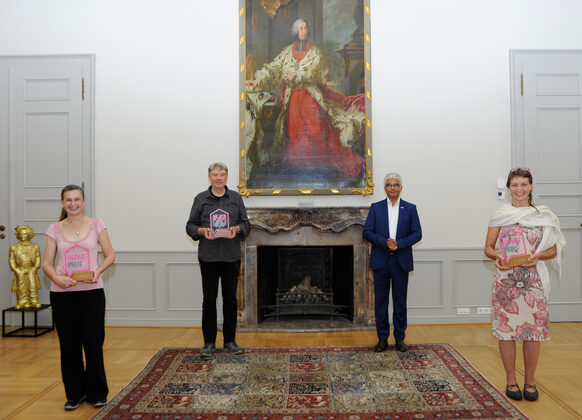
92 344 528 420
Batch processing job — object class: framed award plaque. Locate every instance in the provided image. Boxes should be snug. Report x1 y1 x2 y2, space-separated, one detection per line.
498 225 531 268
210 208 230 238
64 244 94 281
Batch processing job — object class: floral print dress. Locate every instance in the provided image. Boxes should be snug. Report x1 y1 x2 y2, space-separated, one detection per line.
492 224 550 341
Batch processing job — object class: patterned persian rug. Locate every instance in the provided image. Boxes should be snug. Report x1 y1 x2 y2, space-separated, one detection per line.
92 344 528 420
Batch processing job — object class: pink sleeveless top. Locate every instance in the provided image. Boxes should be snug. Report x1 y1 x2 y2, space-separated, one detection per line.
46 218 107 292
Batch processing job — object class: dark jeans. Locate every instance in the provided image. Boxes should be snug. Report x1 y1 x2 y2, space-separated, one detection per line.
199 260 241 344
373 254 409 342
50 289 108 402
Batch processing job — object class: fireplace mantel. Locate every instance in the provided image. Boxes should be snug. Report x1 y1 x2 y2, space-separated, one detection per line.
247 207 368 233
238 207 374 330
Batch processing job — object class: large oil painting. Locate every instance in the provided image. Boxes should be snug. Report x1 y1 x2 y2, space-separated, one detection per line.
238 0 373 196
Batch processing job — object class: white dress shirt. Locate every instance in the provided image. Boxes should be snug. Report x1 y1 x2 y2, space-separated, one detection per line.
387 198 400 239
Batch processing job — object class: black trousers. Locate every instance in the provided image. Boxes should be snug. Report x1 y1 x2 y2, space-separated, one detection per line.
50 289 108 402
199 260 241 344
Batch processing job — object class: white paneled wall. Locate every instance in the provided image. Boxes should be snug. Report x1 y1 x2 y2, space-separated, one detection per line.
103 252 221 326
100 248 577 326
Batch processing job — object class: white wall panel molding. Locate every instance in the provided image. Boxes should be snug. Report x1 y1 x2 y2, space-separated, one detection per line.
24 78 71 101
23 112 69 187
104 251 203 326
24 198 61 221
409 258 445 309
538 194 582 216
409 248 495 323
452 258 492 308
105 261 156 311
102 248 580 326
165 261 201 311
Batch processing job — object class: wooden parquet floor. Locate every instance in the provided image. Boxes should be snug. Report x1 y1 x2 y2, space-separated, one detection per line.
0 322 580 420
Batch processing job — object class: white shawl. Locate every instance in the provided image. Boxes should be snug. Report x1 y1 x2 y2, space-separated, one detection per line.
488 204 566 295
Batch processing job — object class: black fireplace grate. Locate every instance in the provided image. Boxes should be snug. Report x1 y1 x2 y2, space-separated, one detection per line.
263 288 346 321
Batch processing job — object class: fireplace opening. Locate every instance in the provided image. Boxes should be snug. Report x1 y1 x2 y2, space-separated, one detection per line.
257 246 354 323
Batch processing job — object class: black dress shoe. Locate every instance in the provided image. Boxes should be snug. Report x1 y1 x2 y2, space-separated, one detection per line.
395 340 408 352
374 339 388 352
506 384 523 401
523 384 538 401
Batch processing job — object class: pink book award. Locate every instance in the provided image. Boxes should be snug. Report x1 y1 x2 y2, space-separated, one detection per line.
210 208 230 238
64 244 94 281
498 225 531 268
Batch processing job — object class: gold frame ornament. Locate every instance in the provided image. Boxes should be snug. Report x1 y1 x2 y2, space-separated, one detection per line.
238 0 373 196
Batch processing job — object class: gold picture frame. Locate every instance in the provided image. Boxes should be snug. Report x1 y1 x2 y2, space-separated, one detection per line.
238 0 373 196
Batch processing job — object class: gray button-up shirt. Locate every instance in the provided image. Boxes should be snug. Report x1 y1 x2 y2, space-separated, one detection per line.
186 186 250 262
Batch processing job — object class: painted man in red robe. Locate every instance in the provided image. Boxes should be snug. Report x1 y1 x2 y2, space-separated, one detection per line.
248 19 365 178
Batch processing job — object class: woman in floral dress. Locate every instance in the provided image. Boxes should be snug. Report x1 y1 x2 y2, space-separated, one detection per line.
484 168 565 402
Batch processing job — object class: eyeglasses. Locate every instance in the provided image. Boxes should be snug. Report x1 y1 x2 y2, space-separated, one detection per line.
385 183 401 188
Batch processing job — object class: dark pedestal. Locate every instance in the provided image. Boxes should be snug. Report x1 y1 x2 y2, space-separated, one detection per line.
2 304 54 337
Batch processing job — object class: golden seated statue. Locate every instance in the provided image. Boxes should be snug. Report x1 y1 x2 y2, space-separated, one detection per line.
9 225 42 309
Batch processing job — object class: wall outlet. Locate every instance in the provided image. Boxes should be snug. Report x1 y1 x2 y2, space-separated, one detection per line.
477 307 492 315
456 307 471 315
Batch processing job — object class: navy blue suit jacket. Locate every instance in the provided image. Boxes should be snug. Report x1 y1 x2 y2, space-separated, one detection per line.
363 198 422 272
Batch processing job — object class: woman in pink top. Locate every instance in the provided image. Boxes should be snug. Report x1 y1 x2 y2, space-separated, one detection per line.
42 185 115 411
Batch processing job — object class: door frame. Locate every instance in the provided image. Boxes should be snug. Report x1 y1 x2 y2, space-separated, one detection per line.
1 53 96 213
510 49 582 167
0 54 95 314
509 49 582 322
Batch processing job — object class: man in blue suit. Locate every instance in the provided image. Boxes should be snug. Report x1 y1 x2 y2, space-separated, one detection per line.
363 173 422 352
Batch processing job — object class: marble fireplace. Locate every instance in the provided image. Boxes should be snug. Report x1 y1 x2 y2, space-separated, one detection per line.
237 207 375 330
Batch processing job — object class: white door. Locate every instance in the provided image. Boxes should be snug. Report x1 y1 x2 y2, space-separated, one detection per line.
511 50 582 321
0 55 94 321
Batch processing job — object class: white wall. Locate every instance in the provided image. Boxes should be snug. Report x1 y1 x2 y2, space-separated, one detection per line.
2 0 582 251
